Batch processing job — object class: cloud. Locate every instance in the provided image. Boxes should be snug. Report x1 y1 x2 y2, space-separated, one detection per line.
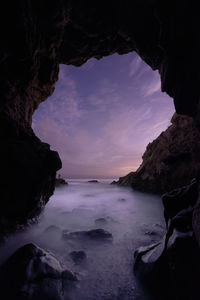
144 78 161 97
33 53 174 179
129 55 143 77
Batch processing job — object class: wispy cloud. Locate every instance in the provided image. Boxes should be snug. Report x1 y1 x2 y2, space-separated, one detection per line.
144 78 161 97
129 55 143 77
33 53 174 178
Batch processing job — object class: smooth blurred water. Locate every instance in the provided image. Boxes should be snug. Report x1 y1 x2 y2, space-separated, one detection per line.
0 180 165 300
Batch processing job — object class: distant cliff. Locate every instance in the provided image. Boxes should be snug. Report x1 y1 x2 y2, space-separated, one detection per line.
117 113 200 194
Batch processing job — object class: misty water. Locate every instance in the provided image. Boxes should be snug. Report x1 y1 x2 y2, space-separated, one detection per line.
0 180 165 300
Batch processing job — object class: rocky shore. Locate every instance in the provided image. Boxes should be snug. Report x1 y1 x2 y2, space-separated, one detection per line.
0 243 77 300
117 114 200 194
134 178 200 299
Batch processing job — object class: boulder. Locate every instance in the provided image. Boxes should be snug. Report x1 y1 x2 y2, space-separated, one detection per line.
88 180 99 183
62 228 112 240
69 251 86 264
134 180 200 299
134 230 200 299
0 243 77 300
55 178 68 187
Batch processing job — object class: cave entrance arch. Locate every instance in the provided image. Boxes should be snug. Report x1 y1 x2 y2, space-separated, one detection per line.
33 52 174 183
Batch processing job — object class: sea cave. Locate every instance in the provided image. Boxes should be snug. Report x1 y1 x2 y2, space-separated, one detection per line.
0 1 200 299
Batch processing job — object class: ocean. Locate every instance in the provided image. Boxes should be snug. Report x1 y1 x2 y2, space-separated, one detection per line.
0 179 165 299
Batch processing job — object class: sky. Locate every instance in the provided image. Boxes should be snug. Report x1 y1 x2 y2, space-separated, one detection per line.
33 52 174 179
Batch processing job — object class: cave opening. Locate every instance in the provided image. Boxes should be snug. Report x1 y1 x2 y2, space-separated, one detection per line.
0 51 176 300
33 52 174 181
0 52 173 299
1 2 200 299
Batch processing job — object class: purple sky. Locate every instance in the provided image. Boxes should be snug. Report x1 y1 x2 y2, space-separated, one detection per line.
33 52 174 179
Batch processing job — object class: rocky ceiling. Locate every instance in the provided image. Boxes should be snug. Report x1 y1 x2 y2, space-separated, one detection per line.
0 0 200 232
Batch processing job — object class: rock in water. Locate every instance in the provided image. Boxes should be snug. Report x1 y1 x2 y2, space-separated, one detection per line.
0 243 77 300
55 178 68 187
87 228 112 239
110 181 117 185
69 251 87 264
88 180 99 183
63 228 112 240
116 114 200 194
134 181 200 300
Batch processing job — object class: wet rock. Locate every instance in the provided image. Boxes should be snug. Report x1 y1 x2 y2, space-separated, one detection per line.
88 180 99 183
0 243 77 300
62 228 112 240
134 180 200 299
62 269 78 281
69 251 86 264
134 241 164 280
87 229 112 239
134 229 200 298
134 229 200 284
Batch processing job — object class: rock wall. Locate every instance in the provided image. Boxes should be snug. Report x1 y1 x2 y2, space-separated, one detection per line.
134 180 200 300
117 113 200 193
1 1 200 230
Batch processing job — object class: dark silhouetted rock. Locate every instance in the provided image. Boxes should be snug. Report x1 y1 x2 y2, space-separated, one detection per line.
110 181 117 185
162 178 198 227
117 114 200 194
62 269 77 281
134 241 163 280
87 228 112 239
55 177 68 187
0 243 77 300
134 230 200 299
193 200 200 247
134 180 200 299
62 228 112 240
88 180 99 183
69 251 86 264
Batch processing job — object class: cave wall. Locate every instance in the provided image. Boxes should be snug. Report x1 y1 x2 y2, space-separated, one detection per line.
1 0 200 232
117 113 200 194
